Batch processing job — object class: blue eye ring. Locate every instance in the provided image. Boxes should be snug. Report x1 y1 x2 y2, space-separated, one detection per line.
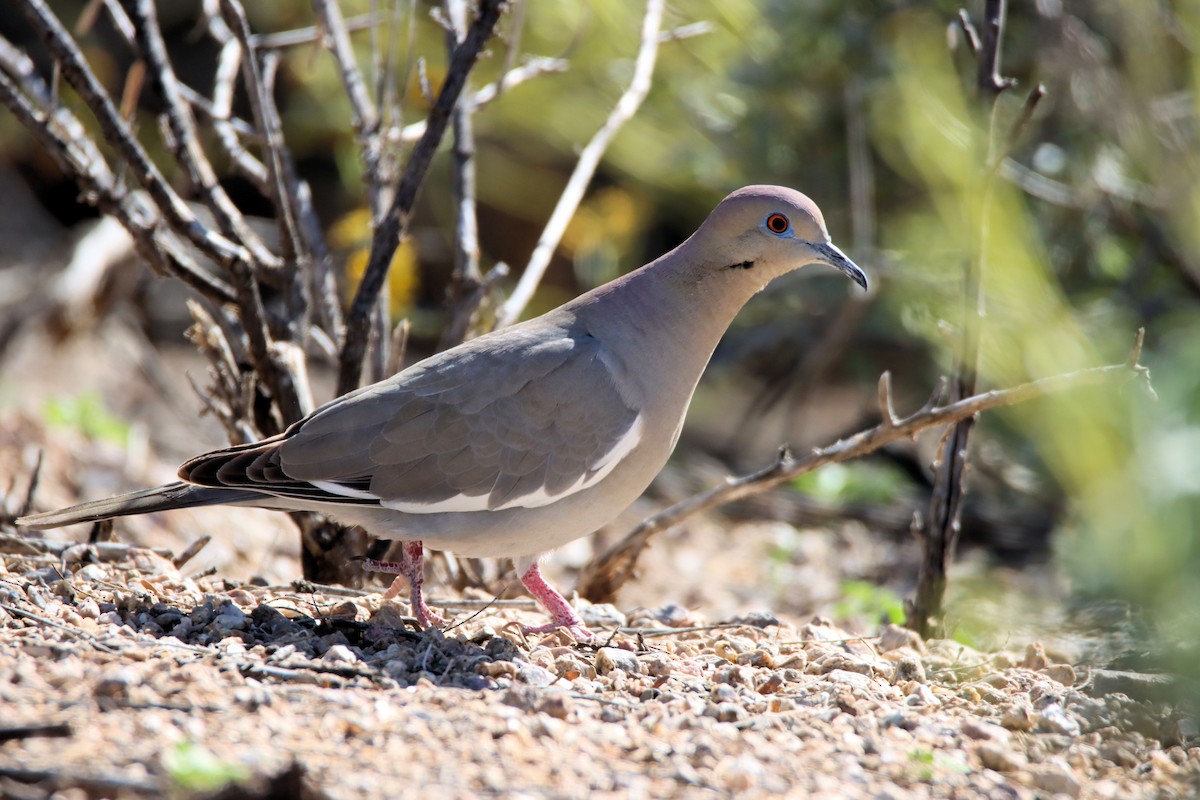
765 213 790 234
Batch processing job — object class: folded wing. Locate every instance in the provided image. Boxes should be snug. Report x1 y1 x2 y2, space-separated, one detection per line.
180 328 641 514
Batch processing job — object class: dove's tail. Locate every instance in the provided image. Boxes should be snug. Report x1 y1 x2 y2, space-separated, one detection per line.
15 482 262 530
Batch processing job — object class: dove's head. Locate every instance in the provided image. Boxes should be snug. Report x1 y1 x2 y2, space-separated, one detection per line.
688 185 867 290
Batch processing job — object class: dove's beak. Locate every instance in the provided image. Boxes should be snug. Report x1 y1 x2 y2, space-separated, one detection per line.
815 241 868 290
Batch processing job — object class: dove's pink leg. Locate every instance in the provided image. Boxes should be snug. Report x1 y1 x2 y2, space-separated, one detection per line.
360 541 445 629
519 562 596 642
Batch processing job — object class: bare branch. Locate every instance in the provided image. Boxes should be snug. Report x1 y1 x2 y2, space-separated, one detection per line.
228 260 305 430
389 57 567 144
578 341 1154 602
386 318 411 377
19 0 257 272
659 22 714 42
977 0 1018 95
312 0 384 214
16 450 43 520
337 0 506 396
438 0 485 350
911 0 1022 637
495 0 664 329
218 0 305 275
0 54 236 304
130 0 280 270
208 35 269 188
203 7 343 343
251 13 382 50
439 262 509 350
185 299 257 442
956 9 981 56
877 371 899 428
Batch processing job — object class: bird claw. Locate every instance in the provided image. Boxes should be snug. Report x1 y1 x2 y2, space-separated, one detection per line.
521 619 598 643
412 603 447 631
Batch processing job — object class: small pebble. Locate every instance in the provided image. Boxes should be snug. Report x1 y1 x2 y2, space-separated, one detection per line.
877 624 924 653
1030 765 1082 798
594 647 639 676
323 644 357 663
1022 642 1049 671
1040 664 1077 686
977 743 1025 773
516 663 557 688
640 655 672 678
962 718 1010 743
904 683 940 707
579 603 626 629
1037 703 1082 736
892 655 926 684
1001 703 1035 732
536 692 573 720
704 702 747 723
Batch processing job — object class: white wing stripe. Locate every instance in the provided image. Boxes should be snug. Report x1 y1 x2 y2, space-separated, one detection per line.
310 480 378 500
381 415 644 515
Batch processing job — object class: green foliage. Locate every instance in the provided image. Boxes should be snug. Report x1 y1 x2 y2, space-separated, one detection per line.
907 747 971 782
41 392 129 446
163 740 249 793
791 462 907 505
834 579 906 626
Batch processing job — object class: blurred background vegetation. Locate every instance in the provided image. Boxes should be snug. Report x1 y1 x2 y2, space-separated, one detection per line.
0 0 1197 677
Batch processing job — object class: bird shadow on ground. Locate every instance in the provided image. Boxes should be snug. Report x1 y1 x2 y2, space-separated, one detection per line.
81 587 531 693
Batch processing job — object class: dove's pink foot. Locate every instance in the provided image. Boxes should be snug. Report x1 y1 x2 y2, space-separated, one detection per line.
519 561 596 642
360 541 445 629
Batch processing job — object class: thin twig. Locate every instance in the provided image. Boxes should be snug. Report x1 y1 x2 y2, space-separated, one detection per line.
439 262 509 349
386 318 410 377
208 33 269 188
578 335 1154 602
19 0 257 271
0 721 72 742
495 0 664 328
957 9 981 56
228 259 305 430
439 0 484 348
251 12 382 49
205 7 342 341
0 766 161 796
218 0 305 274
337 0 505 395
313 0 384 215
17 449 43 519
0 49 237 304
130 0 280 270
172 535 213 569
0 603 121 653
976 0 1018 94
391 56 567 143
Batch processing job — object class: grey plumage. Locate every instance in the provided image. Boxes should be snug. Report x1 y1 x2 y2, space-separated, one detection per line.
18 185 867 639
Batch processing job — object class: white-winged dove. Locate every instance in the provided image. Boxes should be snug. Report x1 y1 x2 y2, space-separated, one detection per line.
18 185 867 640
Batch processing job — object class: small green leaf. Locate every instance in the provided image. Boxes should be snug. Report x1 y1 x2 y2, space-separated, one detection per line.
834 579 907 625
791 461 907 505
42 392 130 446
163 740 249 793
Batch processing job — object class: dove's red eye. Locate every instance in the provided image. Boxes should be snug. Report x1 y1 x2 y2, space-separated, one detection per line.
766 213 790 234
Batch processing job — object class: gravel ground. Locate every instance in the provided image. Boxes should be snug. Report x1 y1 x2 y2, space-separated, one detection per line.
1 531 1198 799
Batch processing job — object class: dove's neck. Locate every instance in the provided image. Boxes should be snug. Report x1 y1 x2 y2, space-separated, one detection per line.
571 246 766 412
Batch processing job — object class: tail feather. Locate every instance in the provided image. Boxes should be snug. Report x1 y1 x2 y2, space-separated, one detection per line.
15 482 263 530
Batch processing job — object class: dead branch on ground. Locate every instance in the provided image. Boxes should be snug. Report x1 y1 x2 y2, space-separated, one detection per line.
578 330 1154 602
